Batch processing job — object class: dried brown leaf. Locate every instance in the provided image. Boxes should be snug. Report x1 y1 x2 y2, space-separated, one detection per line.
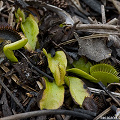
74 33 112 62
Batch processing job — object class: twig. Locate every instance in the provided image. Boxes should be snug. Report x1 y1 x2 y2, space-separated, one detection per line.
0 77 25 112
0 13 8 18
88 17 96 24
17 50 54 81
8 7 15 27
52 41 73 64
78 29 120 35
0 64 38 92
112 0 120 14
0 109 94 120
93 106 111 120
94 105 117 120
70 0 89 15
0 5 6 12
88 87 120 98
98 82 120 106
58 33 109 46
76 24 118 30
107 18 118 25
101 5 106 24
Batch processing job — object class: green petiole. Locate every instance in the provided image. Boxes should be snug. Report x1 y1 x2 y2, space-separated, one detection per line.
3 36 28 62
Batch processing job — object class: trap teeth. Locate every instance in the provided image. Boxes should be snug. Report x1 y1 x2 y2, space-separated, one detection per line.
90 64 118 76
90 64 119 86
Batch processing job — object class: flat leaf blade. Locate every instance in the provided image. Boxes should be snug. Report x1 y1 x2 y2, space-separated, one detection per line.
67 68 97 83
65 76 91 107
73 57 92 73
39 78 64 110
21 14 39 51
43 49 67 86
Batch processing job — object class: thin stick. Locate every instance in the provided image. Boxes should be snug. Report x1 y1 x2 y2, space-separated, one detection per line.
78 29 120 35
52 41 73 64
0 109 94 120
17 50 54 81
112 0 120 14
93 106 111 120
0 77 25 112
88 17 96 24
88 87 120 98
76 24 118 30
101 5 106 24
98 82 120 107
0 64 38 92
107 18 118 25
58 34 109 46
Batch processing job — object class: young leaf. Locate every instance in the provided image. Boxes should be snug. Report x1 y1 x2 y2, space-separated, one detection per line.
43 48 67 86
90 64 120 86
15 8 25 23
73 57 92 74
21 14 39 51
39 77 64 110
67 68 97 83
3 37 28 62
65 76 91 107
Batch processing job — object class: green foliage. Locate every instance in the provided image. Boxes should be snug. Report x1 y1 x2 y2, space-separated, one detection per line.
67 68 97 83
15 8 39 51
43 48 67 86
21 14 39 51
90 64 119 86
39 77 64 110
65 76 90 107
15 8 25 23
73 57 92 74
3 35 28 62
67 57 97 83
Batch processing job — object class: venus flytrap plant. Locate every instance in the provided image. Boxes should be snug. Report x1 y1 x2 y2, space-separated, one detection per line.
64 76 91 107
21 14 39 51
15 8 25 23
67 57 97 83
39 77 64 110
90 63 120 86
72 57 92 74
67 58 120 86
3 34 28 62
0 25 28 62
15 8 39 51
43 48 67 86
41 49 120 109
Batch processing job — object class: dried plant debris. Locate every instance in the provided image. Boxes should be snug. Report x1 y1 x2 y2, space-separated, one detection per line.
108 35 120 48
1 90 12 117
81 0 102 14
13 59 33 84
74 32 112 62
1 0 120 119
70 0 89 15
82 97 98 112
